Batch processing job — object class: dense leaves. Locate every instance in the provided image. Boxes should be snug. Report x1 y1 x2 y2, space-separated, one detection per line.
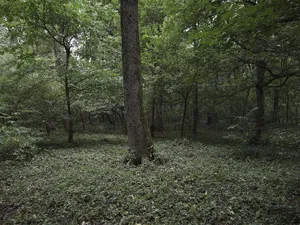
1 134 300 224
0 1 300 223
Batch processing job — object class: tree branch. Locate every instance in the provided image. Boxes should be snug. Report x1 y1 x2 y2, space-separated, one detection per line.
263 71 299 86
236 0 257 6
220 84 253 98
265 76 290 88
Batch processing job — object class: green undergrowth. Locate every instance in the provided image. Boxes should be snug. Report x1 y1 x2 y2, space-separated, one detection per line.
1 134 300 224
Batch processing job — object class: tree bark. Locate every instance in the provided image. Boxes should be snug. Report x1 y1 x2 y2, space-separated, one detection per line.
151 97 155 137
180 87 191 138
242 88 250 117
80 112 85 131
156 89 164 133
286 89 289 124
296 103 299 124
53 40 73 143
272 89 280 123
252 60 266 143
65 48 73 143
181 98 188 138
192 82 198 138
121 0 154 165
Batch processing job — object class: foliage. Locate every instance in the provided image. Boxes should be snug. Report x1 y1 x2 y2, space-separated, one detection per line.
0 125 42 161
269 127 300 150
1 0 300 145
225 107 258 144
1 134 300 224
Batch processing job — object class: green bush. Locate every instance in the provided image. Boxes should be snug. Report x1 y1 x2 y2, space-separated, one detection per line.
269 128 300 150
224 108 258 144
0 125 42 161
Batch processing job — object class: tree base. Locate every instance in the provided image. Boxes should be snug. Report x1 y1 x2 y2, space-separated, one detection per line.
123 146 155 166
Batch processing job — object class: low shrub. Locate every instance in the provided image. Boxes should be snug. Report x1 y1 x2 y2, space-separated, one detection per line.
269 128 300 150
224 108 258 144
0 125 42 161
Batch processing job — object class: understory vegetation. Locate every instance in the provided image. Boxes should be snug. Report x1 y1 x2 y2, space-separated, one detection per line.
1 0 300 224
1 133 300 225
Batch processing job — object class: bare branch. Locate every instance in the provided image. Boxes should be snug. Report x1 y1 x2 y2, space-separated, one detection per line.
263 71 299 86
220 84 253 98
265 76 290 88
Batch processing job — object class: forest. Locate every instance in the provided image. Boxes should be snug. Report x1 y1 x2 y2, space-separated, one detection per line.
0 0 300 224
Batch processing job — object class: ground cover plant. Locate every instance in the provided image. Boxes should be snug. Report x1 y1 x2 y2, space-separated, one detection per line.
1 133 299 225
1 0 300 224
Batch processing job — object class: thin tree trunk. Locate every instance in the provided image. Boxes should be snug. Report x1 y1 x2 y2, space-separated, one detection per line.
53 40 73 143
151 97 155 137
80 112 85 130
115 110 127 134
243 88 250 117
156 90 164 133
180 87 191 138
192 31 199 138
272 89 280 123
192 82 198 138
296 103 299 124
286 90 289 124
181 98 188 138
252 60 265 143
65 49 73 143
121 0 154 165
120 110 127 134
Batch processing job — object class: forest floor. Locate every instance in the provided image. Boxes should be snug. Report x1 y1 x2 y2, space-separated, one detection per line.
1 133 300 225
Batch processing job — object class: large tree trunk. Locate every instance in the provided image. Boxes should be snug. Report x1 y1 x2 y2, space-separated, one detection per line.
252 60 266 143
192 82 198 138
120 0 154 165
